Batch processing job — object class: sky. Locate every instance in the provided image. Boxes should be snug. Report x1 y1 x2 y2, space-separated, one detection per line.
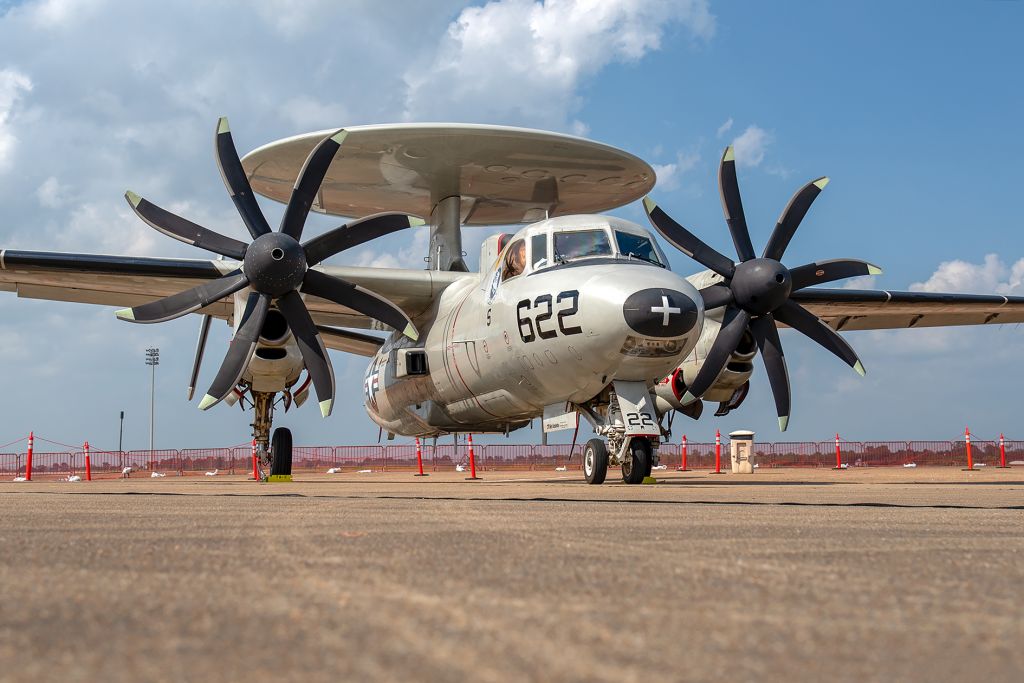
1 0 1022 451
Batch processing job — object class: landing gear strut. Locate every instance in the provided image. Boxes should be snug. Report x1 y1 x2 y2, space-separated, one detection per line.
251 390 274 477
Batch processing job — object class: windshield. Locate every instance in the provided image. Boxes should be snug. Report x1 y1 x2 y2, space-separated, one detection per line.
615 231 662 266
553 229 612 263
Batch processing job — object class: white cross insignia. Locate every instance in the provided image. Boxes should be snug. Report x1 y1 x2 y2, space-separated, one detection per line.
650 295 681 326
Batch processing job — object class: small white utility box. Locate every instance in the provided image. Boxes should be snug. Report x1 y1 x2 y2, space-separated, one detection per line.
729 430 756 474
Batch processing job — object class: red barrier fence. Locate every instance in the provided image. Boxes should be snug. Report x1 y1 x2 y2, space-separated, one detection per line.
2 440 1021 478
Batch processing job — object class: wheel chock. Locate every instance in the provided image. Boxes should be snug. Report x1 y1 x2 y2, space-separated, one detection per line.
267 474 293 483
642 476 658 485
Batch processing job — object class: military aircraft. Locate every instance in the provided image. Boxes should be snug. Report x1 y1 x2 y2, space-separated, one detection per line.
3 120 1023 484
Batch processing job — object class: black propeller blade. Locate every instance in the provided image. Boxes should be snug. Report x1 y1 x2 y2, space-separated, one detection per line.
718 146 755 262
789 258 882 290
644 145 881 430
278 290 335 417
120 118 422 415
116 269 249 324
199 292 269 410
187 314 213 401
303 212 425 266
215 117 272 240
124 191 248 260
680 306 750 404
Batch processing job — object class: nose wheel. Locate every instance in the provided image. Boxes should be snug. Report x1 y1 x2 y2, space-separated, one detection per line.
621 437 653 485
583 438 609 485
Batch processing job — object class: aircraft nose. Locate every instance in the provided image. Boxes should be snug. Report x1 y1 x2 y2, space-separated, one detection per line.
622 288 699 338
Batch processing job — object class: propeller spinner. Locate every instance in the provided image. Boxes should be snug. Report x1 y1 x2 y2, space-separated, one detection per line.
643 146 881 431
116 118 423 417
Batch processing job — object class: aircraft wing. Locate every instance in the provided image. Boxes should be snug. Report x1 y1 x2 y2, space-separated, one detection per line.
790 288 1024 331
0 249 465 336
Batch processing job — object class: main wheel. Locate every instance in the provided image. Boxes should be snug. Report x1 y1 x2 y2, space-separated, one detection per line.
270 427 293 476
583 438 608 485
622 437 652 485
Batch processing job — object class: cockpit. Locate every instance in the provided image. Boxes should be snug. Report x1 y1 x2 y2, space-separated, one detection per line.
496 216 667 282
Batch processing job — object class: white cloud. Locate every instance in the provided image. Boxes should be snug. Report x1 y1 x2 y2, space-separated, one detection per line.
848 254 1024 358
716 117 733 137
910 253 1024 295
0 67 32 171
25 0 105 28
731 124 771 168
36 176 67 208
652 149 700 191
404 0 715 130
278 96 349 132
840 275 877 290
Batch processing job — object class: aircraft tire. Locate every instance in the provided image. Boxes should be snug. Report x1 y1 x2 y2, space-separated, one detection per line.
583 438 608 485
270 427 293 476
622 437 651 485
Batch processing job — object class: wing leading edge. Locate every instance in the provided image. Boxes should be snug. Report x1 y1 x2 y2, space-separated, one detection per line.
0 249 464 335
791 288 1024 331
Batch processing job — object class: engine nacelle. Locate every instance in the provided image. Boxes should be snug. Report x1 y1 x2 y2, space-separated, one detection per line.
241 307 304 393
653 314 756 413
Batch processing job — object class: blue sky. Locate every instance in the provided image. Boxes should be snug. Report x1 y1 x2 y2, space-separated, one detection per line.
0 0 1022 451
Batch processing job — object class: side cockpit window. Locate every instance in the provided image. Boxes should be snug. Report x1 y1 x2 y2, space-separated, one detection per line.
615 231 663 266
502 239 526 281
531 233 549 270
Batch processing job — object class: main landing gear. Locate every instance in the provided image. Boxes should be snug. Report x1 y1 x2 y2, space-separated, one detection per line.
270 427 293 477
250 390 294 479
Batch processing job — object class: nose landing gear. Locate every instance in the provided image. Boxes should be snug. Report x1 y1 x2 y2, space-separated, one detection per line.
583 438 609 485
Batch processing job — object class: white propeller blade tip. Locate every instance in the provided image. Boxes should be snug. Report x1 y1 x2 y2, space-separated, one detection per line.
198 394 218 411
114 308 135 321
319 399 333 418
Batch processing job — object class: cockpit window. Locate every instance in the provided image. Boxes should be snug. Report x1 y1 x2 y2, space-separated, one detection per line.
553 229 612 263
615 231 663 266
531 233 549 270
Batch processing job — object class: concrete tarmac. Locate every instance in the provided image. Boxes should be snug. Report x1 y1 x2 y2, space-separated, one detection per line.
1 469 1022 682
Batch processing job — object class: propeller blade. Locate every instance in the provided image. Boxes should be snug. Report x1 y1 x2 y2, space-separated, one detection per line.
214 117 272 240
642 197 736 278
698 283 734 310
279 129 347 241
718 146 755 262
187 314 213 401
115 270 249 324
680 306 751 404
124 191 248 260
774 299 865 376
750 314 791 431
277 290 336 417
762 177 830 261
789 259 883 291
301 268 418 340
303 212 426 266
198 292 269 410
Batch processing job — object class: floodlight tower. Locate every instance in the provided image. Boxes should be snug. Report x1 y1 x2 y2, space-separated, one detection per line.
145 348 159 452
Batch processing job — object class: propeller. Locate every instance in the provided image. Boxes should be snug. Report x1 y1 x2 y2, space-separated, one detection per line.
643 146 881 431
116 117 424 417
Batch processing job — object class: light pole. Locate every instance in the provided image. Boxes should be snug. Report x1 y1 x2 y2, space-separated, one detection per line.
118 410 125 467
145 348 159 452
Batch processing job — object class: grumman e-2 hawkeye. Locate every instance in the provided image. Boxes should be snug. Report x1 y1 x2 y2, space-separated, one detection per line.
2 121 1022 484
